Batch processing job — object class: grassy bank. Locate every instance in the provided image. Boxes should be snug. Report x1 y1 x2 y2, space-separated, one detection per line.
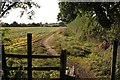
50 16 117 78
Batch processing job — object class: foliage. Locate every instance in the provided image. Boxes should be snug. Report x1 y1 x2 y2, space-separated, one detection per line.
58 2 120 28
50 18 119 78
58 2 120 50
1 22 65 27
57 2 120 79
57 2 78 23
52 32 92 57
66 12 120 44
66 14 104 41
62 8 119 77
0 28 11 46
89 51 112 78
1 21 43 27
51 30 114 78
0 0 40 19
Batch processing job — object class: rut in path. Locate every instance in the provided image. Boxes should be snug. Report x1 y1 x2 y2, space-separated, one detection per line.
42 27 96 78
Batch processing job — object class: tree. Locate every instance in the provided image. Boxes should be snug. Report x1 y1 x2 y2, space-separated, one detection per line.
57 2 78 23
1 22 9 27
58 2 120 28
58 2 120 80
0 0 40 19
59 22 66 26
11 21 18 27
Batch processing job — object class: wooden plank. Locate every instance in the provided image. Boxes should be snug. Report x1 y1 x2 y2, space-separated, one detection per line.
60 50 67 80
32 66 60 70
32 55 60 58
5 54 28 58
27 33 32 80
2 78 60 80
5 54 60 58
7 66 60 70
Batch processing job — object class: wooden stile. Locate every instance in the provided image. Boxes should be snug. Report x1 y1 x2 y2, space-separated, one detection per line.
2 33 67 80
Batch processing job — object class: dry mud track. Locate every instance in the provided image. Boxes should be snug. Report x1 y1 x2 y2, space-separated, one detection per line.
42 27 96 78
43 33 58 56
42 27 66 56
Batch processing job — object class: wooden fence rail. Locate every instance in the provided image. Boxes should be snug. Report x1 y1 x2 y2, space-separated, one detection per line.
2 33 67 80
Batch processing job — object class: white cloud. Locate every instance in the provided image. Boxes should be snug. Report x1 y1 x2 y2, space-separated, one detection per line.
1 0 60 24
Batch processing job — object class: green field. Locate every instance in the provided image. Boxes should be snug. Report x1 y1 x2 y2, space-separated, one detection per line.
2 26 119 79
3 27 60 54
5 27 60 38
2 27 61 79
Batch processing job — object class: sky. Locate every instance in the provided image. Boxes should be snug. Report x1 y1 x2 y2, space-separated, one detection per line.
1 0 60 24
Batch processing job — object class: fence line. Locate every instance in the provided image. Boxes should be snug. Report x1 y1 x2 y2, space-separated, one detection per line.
2 33 67 80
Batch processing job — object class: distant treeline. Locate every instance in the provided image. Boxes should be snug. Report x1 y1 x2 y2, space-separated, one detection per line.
1 21 66 27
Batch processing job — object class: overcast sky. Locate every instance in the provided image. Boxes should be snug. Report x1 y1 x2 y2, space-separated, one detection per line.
1 0 60 24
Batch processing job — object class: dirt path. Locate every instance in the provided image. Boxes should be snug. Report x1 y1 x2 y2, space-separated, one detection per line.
42 27 96 78
42 27 66 56
43 33 58 56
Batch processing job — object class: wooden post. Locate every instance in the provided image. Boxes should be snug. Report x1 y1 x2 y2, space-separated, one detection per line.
111 40 118 80
2 45 9 79
27 33 32 80
60 50 67 80
118 46 120 79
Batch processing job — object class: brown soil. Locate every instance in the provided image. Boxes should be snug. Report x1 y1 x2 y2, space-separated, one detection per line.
67 60 96 78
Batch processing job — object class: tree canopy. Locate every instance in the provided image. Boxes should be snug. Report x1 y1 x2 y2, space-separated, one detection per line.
58 2 120 28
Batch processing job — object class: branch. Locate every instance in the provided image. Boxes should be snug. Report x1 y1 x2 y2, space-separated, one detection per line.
93 3 112 28
0 2 17 17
